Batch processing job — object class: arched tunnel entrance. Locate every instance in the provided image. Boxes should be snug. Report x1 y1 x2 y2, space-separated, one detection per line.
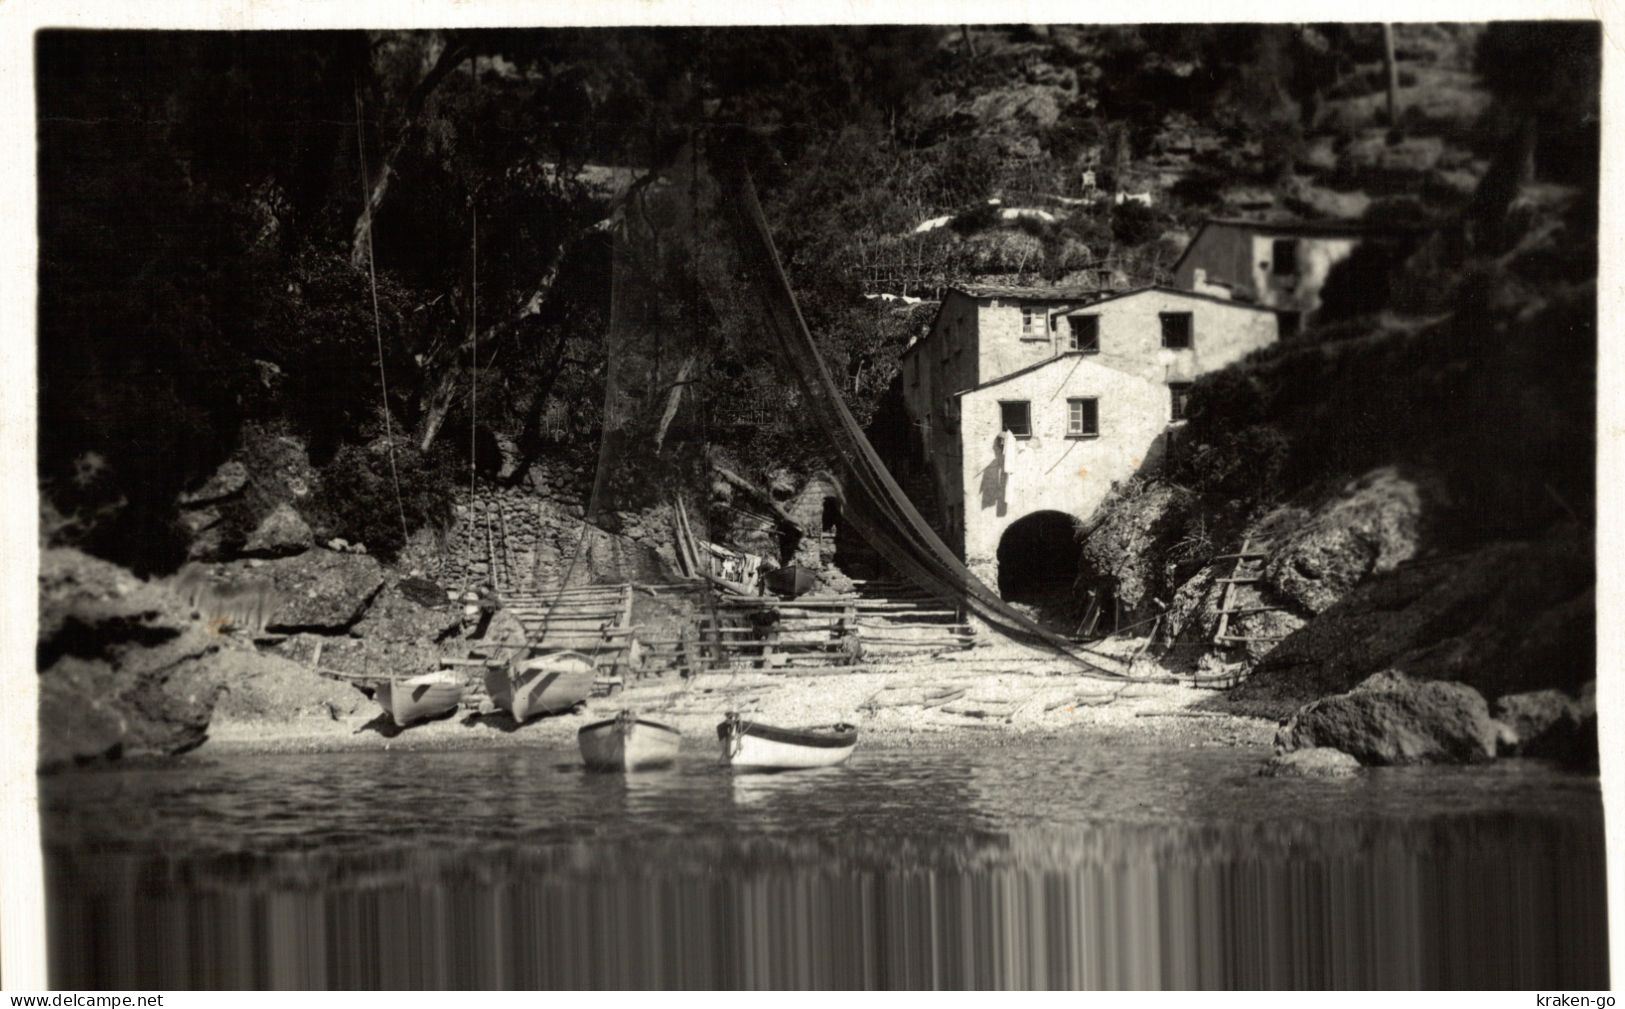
996 510 1082 602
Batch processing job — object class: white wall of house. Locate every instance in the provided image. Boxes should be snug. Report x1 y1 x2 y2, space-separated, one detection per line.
957 356 1169 585
1061 288 1282 386
1247 232 1358 320
1173 222 1362 322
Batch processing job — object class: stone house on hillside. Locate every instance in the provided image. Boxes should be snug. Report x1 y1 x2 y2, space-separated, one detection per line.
901 284 1282 594
1172 217 1404 331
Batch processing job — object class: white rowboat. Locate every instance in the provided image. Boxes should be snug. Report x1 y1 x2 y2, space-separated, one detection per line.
717 712 858 770
483 649 595 722
578 710 681 771
373 672 465 727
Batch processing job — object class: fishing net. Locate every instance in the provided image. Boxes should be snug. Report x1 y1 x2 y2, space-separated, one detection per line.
584 141 1117 673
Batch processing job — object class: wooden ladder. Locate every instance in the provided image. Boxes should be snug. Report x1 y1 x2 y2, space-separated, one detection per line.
1211 537 1290 649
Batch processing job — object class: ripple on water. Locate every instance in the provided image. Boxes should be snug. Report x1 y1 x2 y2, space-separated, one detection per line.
40 742 1606 988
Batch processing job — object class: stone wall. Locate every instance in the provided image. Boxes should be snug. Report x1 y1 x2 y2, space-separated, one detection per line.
435 462 682 593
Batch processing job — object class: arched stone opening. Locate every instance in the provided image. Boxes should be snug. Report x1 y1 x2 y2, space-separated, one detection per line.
996 510 1081 601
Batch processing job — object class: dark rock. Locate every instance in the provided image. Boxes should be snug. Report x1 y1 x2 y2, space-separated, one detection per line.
1264 467 1435 614
178 460 248 507
182 650 367 724
37 548 226 771
1276 670 1501 765
1261 747 1361 777
199 551 384 633
1237 526 1592 713
1495 683 1596 767
178 507 222 536
242 503 314 558
398 576 451 609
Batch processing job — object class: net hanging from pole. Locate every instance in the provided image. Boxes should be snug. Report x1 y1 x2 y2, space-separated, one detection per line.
587 142 1120 675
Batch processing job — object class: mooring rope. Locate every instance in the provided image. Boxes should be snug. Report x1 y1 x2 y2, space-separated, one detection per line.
353 85 411 549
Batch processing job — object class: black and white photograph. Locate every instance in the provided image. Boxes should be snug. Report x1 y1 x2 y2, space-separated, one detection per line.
6 4 1612 992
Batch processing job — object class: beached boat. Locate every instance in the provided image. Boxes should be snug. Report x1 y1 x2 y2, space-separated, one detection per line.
373 671 466 727
578 710 681 771
764 564 817 599
717 712 858 770
483 649 596 722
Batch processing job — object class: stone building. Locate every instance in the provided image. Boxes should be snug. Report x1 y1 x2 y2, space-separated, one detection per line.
1171 217 1397 332
900 283 1106 522
901 284 1282 595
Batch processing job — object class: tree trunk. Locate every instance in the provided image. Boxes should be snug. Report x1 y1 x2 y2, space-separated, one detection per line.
414 249 566 452
652 356 697 452
351 38 471 269
1382 24 1402 132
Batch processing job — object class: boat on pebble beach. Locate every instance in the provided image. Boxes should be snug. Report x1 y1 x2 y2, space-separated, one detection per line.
483 649 596 722
373 671 466 727
578 710 682 771
717 712 858 771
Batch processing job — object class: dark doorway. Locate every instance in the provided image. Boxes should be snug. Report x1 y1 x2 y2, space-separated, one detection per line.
996 510 1081 599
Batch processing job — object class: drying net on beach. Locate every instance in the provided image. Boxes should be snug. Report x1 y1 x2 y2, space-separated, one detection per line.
586 142 1118 674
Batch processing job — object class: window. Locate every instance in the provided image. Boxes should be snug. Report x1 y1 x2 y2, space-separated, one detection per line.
1067 398 1099 438
1278 311 1301 339
1160 312 1193 349
1021 307 1044 339
1169 382 1194 422
1271 238 1299 276
999 400 1032 438
1068 315 1100 353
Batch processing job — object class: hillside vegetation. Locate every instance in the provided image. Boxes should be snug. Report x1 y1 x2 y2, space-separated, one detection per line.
37 24 1595 605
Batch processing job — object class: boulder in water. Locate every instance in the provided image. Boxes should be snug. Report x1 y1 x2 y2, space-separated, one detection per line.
1276 670 1502 765
1494 683 1596 768
1260 747 1361 777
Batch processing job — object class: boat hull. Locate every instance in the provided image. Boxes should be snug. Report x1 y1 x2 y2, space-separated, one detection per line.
718 719 857 770
764 565 817 599
483 651 595 722
374 675 465 727
578 715 681 771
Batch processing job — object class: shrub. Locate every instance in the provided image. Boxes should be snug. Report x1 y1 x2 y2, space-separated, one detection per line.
309 441 459 559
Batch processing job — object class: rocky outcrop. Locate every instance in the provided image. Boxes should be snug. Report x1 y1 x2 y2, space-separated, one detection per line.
38 548 226 770
1275 670 1502 765
177 460 248 507
185 651 368 725
1261 747 1361 777
188 551 385 633
1263 467 1436 614
242 503 314 557
1495 683 1596 767
1237 526 1592 711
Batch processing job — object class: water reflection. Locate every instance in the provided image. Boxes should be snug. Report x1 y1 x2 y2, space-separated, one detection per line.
40 743 1607 988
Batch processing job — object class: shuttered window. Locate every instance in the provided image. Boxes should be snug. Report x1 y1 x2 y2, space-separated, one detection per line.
1067 398 1099 438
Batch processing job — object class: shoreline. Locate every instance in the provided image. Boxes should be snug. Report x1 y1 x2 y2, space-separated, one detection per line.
199 661 1279 758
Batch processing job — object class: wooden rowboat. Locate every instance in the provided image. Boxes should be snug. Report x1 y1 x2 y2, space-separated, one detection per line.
717 712 858 771
764 564 817 599
483 649 595 722
373 671 465 727
578 710 681 771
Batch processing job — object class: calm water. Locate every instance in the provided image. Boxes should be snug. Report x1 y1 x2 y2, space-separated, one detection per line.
39 740 1607 988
